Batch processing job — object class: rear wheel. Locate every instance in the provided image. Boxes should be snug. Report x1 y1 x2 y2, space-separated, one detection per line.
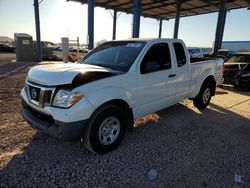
193 82 212 109
83 105 126 154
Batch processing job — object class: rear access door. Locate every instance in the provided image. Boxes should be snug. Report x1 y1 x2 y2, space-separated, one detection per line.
171 41 191 101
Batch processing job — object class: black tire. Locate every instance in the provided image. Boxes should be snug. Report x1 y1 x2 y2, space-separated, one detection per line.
193 82 212 109
83 105 126 154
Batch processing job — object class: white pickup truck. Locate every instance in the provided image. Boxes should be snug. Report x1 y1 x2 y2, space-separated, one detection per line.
21 39 224 154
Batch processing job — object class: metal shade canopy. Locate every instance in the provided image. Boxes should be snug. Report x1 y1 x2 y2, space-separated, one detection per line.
68 0 249 20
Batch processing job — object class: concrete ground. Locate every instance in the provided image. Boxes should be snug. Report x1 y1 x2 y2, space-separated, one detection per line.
0 59 250 187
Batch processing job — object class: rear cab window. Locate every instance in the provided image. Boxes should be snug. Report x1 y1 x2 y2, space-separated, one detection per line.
173 42 187 67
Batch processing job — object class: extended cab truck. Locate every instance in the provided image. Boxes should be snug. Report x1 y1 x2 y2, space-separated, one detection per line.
21 39 224 154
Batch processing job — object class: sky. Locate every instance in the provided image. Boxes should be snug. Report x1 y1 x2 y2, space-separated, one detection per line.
0 0 250 47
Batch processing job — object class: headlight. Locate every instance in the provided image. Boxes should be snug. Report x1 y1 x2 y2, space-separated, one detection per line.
52 89 83 108
241 73 250 77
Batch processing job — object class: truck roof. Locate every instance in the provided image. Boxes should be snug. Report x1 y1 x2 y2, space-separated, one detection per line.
111 38 184 43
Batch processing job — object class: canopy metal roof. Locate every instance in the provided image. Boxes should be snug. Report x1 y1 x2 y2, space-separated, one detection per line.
68 0 250 20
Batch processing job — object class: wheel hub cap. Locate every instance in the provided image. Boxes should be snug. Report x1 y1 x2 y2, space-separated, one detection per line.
98 116 121 145
203 88 211 104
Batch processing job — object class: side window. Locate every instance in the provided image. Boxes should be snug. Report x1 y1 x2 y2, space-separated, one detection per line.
173 43 187 67
141 43 171 74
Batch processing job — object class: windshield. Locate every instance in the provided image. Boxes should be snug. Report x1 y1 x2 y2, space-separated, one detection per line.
226 54 250 63
79 41 146 72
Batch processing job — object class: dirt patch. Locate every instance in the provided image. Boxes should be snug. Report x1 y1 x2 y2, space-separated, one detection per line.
0 53 16 65
0 63 34 79
0 63 36 169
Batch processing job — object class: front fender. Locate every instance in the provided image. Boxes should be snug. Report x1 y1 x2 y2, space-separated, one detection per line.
84 86 135 110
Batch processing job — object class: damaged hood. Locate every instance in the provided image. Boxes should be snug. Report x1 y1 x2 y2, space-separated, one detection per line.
27 63 119 86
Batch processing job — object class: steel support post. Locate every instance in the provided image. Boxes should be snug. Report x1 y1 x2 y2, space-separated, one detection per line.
87 0 94 50
132 0 141 38
158 19 163 38
173 0 182 39
112 10 117 40
213 0 227 57
218 9 227 52
34 0 42 62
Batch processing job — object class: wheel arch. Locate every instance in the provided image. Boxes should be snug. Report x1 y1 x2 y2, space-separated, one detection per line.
92 99 134 132
202 75 216 96
190 75 216 99
192 75 215 109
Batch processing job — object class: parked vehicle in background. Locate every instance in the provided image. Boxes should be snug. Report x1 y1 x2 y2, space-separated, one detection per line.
68 47 77 52
33 41 58 60
0 43 14 53
54 47 88 53
222 41 250 52
21 38 224 154
204 49 236 60
218 49 236 60
54 47 62 51
223 52 250 88
79 48 89 53
42 41 58 50
188 48 204 58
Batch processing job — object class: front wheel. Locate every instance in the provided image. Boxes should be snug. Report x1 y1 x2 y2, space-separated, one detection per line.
83 105 126 154
193 83 212 109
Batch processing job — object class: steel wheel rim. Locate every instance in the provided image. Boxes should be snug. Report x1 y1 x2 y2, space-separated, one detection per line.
98 116 121 145
202 88 211 104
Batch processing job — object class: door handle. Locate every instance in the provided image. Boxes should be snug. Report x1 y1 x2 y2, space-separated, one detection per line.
168 74 176 78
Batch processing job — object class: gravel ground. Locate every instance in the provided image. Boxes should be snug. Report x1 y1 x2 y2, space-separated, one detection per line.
0 61 250 187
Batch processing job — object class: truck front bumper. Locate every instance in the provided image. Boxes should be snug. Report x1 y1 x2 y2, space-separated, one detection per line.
22 100 88 140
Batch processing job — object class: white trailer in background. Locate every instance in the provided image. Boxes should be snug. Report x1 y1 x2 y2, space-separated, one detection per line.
221 41 250 52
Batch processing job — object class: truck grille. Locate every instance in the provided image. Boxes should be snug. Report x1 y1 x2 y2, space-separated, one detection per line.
26 81 56 108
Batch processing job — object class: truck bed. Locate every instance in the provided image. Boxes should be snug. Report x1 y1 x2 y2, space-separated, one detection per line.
190 57 218 63
188 58 224 98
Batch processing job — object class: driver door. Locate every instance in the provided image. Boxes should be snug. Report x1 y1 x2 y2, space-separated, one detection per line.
136 42 176 116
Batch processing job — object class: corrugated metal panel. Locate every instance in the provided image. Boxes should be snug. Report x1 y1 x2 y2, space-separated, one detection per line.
68 0 249 19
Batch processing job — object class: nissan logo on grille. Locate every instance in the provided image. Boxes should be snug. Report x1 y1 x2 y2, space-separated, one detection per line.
31 88 37 99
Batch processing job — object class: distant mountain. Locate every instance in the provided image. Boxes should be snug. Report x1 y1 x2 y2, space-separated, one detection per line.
0 36 14 43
